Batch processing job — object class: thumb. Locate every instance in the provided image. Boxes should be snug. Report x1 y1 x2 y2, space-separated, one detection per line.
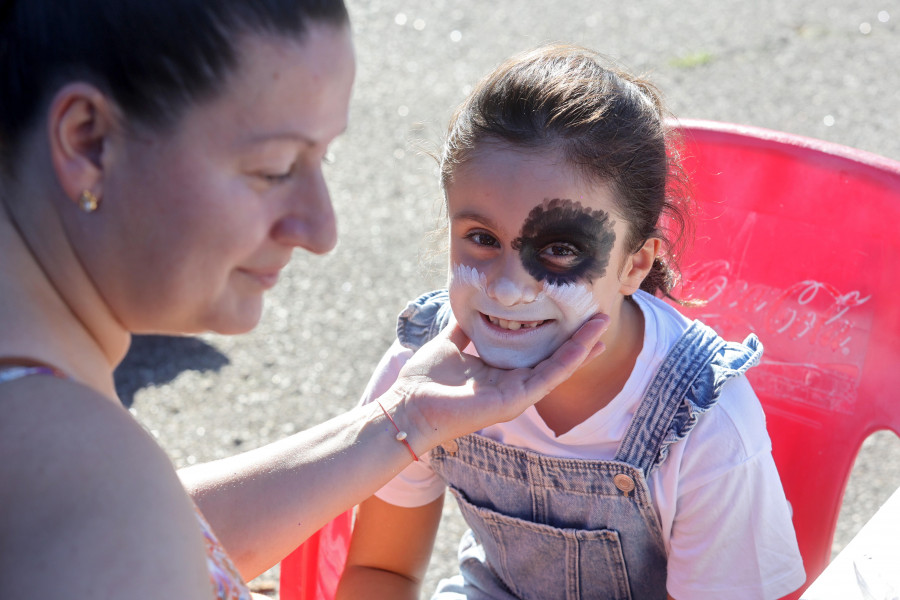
437 314 471 351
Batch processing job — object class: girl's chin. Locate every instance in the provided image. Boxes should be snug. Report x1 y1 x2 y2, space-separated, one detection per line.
473 346 551 370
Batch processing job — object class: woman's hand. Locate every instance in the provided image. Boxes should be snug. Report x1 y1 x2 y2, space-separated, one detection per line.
385 313 610 452
181 314 608 577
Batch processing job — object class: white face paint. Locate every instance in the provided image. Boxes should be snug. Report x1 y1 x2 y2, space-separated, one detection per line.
448 263 599 369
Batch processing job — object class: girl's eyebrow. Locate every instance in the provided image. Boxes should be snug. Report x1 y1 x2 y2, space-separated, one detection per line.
450 210 503 231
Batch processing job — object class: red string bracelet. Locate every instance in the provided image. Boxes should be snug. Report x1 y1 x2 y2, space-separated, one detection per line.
376 401 419 462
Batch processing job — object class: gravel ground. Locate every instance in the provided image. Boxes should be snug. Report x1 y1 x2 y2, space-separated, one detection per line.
115 1 900 597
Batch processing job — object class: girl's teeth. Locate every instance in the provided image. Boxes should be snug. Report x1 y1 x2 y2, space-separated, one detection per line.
489 316 542 330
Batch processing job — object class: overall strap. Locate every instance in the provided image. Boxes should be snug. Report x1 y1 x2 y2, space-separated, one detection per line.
396 289 453 351
615 320 762 474
0 356 67 383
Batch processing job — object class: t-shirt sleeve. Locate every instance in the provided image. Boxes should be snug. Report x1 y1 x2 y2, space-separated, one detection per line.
358 339 448 508
665 376 807 600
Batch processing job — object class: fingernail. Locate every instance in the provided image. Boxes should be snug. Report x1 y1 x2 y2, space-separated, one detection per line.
595 314 611 330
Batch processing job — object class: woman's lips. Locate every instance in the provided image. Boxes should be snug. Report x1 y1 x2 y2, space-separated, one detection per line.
239 269 281 290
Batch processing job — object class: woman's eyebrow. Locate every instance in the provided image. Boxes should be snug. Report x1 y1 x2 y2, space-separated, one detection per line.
242 125 349 148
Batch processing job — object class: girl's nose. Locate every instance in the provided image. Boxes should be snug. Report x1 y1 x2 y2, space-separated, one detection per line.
486 259 539 307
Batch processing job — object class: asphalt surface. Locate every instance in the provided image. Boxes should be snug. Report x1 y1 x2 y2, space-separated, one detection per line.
115 1 900 596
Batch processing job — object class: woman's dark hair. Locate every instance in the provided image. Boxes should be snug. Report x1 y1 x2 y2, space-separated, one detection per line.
0 0 348 171
440 44 693 299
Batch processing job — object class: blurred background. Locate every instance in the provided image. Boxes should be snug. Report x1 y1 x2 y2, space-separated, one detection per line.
115 1 900 596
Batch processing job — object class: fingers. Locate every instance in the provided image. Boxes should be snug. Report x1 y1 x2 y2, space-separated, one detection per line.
569 313 610 352
438 315 472 352
584 339 607 363
527 313 610 396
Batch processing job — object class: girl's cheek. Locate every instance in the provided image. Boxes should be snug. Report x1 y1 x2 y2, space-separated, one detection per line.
542 280 599 322
450 263 489 295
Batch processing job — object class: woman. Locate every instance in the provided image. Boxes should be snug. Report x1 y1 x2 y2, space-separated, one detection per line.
0 1 608 598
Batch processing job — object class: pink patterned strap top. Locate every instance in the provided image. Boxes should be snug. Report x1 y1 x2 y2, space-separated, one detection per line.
192 501 254 599
0 359 254 600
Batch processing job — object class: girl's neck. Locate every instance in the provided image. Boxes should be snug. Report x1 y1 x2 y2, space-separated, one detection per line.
0 197 130 399
536 294 645 437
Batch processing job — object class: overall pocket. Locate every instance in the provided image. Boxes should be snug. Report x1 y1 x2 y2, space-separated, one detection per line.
451 486 633 600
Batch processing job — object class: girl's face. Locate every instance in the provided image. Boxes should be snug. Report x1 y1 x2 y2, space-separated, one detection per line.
80 25 355 335
446 146 639 369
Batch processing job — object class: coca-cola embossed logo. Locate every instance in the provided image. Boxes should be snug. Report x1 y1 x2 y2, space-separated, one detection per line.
676 260 872 413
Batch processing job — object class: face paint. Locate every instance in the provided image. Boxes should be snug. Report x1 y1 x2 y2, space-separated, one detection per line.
448 262 599 369
453 263 488 292
541 280 598 323
512 198 616 286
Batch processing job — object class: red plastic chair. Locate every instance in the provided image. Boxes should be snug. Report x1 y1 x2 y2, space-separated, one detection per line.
279 508 352 600
280 121 900 599
672 119 900 599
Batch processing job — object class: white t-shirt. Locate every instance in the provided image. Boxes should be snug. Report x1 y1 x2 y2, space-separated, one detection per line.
362 291 806 600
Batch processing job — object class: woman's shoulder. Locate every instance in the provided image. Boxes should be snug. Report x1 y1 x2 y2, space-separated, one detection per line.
0 376 212 597
0 374 175 471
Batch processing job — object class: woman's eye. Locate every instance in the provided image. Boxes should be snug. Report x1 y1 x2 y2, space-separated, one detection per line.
259 169 293 184
539 243 581 269
466 231 500 248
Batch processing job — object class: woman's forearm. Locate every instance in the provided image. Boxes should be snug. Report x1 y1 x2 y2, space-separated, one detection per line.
179 399 412 580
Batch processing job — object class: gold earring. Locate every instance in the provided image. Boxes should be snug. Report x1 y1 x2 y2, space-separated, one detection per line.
78 189 100 213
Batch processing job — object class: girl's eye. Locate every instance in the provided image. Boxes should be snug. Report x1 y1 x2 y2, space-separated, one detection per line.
538 243 582 269
465 231 500 248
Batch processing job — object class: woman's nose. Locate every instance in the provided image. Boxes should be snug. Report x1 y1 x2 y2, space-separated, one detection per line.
486 258 539 307
270 167 338 255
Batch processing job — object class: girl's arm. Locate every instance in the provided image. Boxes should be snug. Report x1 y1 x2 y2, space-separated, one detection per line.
336 495 444 600
180 315 609 580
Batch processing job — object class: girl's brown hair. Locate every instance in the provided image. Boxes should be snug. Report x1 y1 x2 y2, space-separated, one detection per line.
440 44 692 299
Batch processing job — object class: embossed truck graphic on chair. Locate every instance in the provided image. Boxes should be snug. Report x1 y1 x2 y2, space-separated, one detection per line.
678 259 872 413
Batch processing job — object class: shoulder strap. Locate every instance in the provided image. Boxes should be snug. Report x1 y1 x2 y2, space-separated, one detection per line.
396 290 453 351
0 356 67 378
615 321 762 474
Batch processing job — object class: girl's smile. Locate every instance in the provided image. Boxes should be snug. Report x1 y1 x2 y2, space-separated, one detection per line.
451 259 600 368
482 313 548 331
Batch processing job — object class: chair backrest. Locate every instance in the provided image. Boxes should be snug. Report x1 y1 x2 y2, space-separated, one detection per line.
279 509 352 600
671 119 900 598
280 121 900 600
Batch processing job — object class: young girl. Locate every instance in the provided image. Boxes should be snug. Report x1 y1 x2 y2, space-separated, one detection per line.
336 45 805 600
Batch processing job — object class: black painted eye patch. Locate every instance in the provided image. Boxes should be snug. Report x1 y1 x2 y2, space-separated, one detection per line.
511 198 616 285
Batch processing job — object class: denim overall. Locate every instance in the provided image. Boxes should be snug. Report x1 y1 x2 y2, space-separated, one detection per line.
397 290 763 600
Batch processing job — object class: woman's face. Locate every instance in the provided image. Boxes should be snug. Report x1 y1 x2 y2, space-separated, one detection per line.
83 25 355 335
446 146 636 369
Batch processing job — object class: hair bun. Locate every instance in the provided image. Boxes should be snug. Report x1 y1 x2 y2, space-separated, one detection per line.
0 0 13 24
0 0 14 41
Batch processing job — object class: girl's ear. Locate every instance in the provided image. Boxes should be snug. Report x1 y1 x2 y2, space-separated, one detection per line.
47 83 117 206
619 237 661 295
